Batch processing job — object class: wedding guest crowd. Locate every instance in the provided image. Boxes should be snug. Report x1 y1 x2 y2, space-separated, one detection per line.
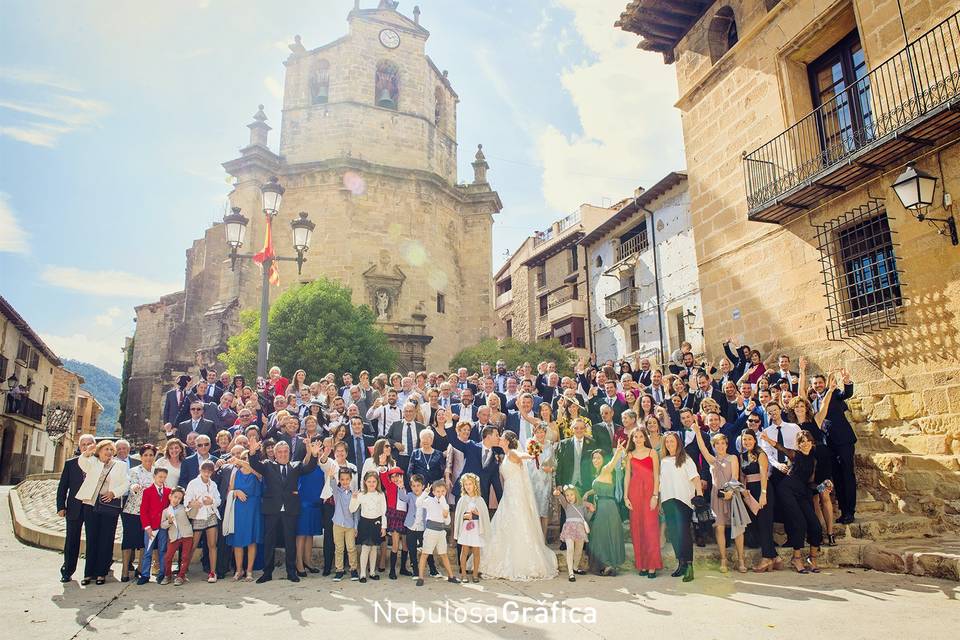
57 341 856 585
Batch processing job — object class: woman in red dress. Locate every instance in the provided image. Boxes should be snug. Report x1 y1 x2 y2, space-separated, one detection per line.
624 427 662 577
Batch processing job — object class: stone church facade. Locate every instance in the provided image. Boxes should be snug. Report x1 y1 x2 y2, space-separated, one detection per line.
123 1 501 443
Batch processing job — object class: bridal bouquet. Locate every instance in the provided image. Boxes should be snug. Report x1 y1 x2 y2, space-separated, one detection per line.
527 439 543 469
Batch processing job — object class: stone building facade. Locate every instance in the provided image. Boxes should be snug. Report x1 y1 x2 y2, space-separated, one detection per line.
583 172 705 365
617 0 960 523
0 296 60 482
124 1 501 443
493 204 614 356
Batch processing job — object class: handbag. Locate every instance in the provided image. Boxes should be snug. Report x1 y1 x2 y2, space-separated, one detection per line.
93 462 122 513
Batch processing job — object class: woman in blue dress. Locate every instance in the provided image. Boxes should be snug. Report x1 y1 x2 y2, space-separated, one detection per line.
226 454 263 582
295 435 326 576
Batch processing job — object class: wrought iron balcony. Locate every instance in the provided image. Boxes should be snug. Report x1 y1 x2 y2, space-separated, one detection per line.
533 210 582 248
743 11 960 223
4 394 44 423
604 286 641 321
615 231 649 263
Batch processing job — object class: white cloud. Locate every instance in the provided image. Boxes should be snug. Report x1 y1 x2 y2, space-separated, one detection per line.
0 192 29 254
94 307 124 327
264 75 283 100
0 79 110 147
40 266 181 299
42 331 125 377
538 0 685 210
0 67 80 92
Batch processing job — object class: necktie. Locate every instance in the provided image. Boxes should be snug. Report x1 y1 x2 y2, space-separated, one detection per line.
405 422 414 455
354 436 364 467
281 464 288 482
607 422 614 440
482 447 491 467
573 440 582 484
776 426 786 463
192 420 198 432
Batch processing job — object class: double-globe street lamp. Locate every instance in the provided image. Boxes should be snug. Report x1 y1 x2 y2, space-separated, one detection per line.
222 177 316 378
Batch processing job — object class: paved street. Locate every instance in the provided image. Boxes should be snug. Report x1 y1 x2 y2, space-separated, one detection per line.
3 488 959 640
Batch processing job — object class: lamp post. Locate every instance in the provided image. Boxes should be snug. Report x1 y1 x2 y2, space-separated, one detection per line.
892 162 957 246
223 177 316 377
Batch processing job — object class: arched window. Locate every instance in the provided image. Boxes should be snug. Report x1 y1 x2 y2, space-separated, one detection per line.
310 60 330 105
707 6 738 64
434 86 443 126
375 61 399 110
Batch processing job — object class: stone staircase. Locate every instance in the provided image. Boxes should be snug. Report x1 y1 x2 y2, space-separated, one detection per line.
846 398 960 535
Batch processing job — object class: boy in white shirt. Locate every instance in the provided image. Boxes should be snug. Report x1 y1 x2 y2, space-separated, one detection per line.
416 480 459 586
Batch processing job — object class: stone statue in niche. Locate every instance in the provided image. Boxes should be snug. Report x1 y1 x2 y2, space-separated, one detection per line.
376 289 390 320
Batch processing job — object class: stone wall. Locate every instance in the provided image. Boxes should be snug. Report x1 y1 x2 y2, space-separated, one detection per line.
667 0 960 518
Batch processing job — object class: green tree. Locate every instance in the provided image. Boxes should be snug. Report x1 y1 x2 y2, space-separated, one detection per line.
219 278 397 381
449 338 576 377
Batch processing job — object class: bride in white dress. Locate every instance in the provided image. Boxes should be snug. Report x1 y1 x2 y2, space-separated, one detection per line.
480 431 558 581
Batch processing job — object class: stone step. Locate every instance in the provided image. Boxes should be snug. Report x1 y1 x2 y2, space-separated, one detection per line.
836 513 937 541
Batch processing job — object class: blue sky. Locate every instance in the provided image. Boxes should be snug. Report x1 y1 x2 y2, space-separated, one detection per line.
0 0 684 376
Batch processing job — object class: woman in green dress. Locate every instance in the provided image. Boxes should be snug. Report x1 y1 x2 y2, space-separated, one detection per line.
583 441 627 576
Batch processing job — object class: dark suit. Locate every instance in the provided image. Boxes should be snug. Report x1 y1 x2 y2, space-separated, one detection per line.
817 383 857 518
645 384 669 406
162 388 191 430
56 456 86 579
387 419 424 481
588 394 629 425
211 406 238 433
476 391 507 411
446 436 503 503
176 417 216 442
451 403 479 424
555 436 596 492
634 369 653 387
591 421 619 455
767 370 800 392
346 432 375 471
179 453 216 490
690 385 727 416
249 453 319 578
454 381 478 396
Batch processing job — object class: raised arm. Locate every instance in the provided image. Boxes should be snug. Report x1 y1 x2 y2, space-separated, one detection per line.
797 355 808 398
814 373 838 427
693 427 717 466
759 432 796 460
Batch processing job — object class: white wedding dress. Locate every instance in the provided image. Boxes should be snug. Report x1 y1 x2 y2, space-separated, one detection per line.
480 453 558 581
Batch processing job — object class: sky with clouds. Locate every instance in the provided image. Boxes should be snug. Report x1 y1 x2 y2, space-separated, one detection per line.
0 0 684 376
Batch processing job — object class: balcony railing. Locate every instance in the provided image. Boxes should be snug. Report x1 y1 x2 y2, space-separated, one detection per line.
495 289 513 308
548 291 572 309
533 210 582 247
616 232 649 263
743 11 960 222
4 394 44 423
604 286 641 320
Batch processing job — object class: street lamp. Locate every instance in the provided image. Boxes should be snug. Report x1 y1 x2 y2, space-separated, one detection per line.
290 212 316 272
892 162 957 246
261 176 285 216
222 177 315 377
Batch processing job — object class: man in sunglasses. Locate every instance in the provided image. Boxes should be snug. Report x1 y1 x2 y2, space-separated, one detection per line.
176 401 217 442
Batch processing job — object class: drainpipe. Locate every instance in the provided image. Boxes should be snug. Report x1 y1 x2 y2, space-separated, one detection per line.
584 244 593 355
640 200 667 373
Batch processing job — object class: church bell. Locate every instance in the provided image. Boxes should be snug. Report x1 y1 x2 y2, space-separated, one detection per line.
376 88 396 110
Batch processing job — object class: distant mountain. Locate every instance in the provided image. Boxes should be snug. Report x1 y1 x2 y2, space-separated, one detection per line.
62 359 120 436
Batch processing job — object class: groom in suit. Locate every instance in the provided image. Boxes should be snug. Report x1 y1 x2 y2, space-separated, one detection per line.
438 423 503 507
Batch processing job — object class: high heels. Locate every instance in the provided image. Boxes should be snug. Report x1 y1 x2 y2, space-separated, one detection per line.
825 533 837 547
752 559 774 573
304 564 320 574
791 556 810 574
670 562 685 577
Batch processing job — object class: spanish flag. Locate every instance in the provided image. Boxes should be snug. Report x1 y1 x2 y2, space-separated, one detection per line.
252 217 280 286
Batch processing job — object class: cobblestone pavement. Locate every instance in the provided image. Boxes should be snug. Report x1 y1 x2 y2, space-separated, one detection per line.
4 486 960 640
